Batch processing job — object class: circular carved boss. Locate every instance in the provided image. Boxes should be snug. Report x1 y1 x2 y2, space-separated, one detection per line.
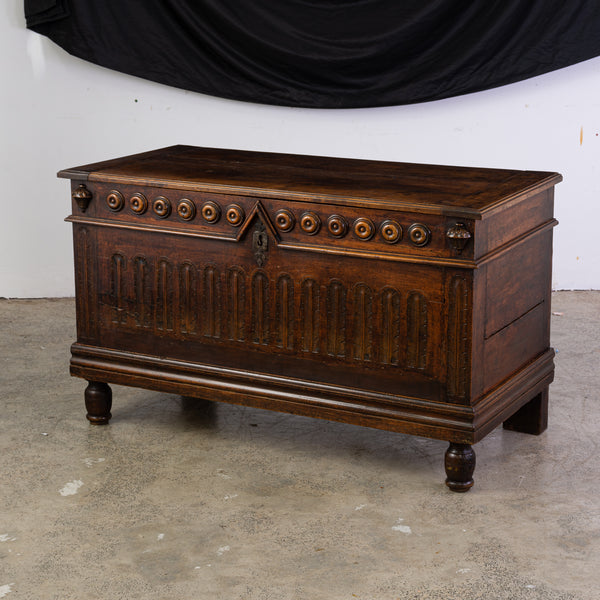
380 219 402 244
129 193 148 214
201 201 221 223
177 198 196 221
106 190 125 212
153 196 171 218
353 217 375 241
274 209 295 232
225 204 245 226
300 211 321 235
327 215 348 238
408 223 431 247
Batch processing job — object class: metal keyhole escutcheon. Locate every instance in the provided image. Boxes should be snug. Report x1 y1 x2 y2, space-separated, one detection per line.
253 221 269 267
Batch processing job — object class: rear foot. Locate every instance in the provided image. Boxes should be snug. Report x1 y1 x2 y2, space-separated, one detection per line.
503 388 548 435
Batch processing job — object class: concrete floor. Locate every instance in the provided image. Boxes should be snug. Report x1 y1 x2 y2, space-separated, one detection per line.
0 292 598 599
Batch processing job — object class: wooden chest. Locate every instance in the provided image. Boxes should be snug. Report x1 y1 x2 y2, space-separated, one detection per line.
60 146 561 491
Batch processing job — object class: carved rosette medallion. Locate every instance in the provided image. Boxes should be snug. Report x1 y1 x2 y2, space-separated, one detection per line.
72 184 93 212
177 198 196 221
153 196 171 218
380 219 402 244
275 209 295 232
201 201 221 223
129 193 148 214
408 223 431 247
225 204 245 226
300 212 321 235
327 215 348 238
106 190 125 212
353 218 375 241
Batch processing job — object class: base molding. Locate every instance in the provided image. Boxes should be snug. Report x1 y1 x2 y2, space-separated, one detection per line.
70 344 554 444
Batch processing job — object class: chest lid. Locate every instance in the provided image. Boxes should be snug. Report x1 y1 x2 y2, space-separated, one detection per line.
58 145 561 219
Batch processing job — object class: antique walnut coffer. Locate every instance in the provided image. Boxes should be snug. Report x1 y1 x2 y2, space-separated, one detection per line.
60 146 562 492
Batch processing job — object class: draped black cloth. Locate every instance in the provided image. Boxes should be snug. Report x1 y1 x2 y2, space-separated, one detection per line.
25 1 600 108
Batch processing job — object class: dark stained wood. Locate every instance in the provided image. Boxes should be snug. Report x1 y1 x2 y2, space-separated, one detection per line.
61 146 561 492
445 443 476 492
59 145 562 216
84 381 112 425
503 388 549 435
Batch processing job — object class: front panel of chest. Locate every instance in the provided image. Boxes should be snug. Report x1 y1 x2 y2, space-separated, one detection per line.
72 186 464 403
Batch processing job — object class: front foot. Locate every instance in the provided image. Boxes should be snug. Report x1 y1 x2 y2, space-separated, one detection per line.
85 381 112 425
445 443 476 492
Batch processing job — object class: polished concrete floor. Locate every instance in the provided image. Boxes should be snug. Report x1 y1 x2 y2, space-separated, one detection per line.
0 292 598 599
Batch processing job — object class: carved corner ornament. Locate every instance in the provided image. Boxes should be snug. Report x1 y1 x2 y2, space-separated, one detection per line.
446 222 472 254
72 184 93 212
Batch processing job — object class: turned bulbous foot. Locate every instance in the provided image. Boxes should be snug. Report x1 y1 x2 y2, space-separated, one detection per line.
85 381 112 425
445 442 476 492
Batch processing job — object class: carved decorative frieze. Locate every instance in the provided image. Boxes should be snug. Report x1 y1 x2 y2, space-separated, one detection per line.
95 198 444 258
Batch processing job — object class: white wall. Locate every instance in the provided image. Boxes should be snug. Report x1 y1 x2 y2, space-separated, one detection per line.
2 0 599 297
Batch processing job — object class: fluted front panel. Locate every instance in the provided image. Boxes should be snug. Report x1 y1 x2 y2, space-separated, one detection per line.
98 249 440 379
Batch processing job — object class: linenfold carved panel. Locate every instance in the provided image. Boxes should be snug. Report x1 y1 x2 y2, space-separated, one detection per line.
447 275 470 402
74 227 96 340
227 267 246 342
103 251 435 373
380 287 401 365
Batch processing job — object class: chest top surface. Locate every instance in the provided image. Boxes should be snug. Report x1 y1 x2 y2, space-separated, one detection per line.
59 145 561 218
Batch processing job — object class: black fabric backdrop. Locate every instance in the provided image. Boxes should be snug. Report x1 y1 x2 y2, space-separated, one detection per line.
25 1 600 108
